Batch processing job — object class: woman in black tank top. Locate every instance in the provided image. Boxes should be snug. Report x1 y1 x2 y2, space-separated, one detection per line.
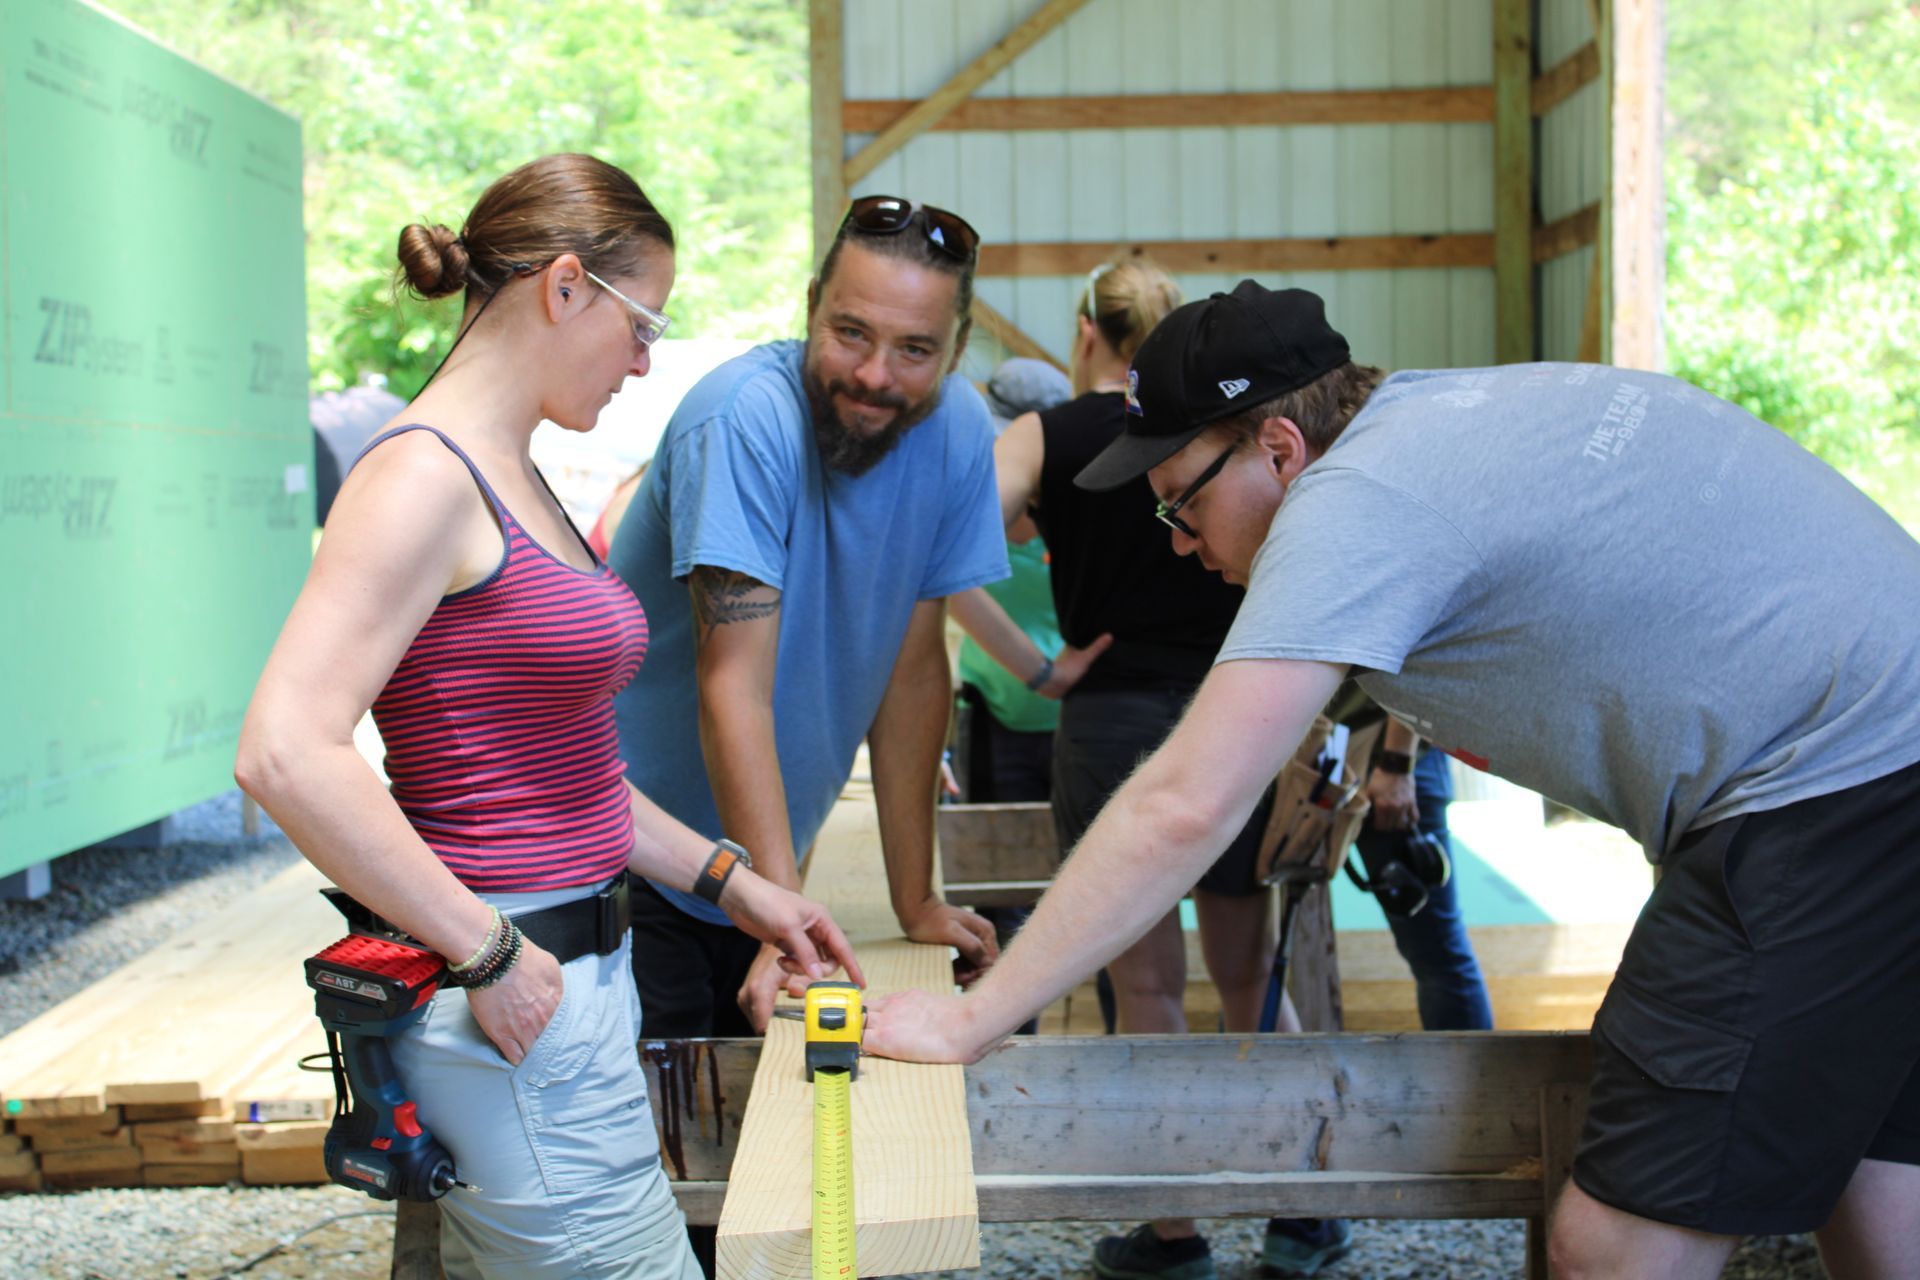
983 255 1301 1275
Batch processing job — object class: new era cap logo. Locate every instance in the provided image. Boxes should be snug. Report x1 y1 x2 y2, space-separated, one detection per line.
1219 378 1251 399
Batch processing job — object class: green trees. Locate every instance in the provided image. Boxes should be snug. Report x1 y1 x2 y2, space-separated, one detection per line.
1665 1 1920 525
115 0 813 398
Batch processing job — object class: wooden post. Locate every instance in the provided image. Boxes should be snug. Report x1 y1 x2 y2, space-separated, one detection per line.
1527 1081 1589 1279
1493 0 1535 363
1579 0 1609 363
1608 0 1665 369
808 0 845 269
1285 881 1343 1033
390 1200 443 1280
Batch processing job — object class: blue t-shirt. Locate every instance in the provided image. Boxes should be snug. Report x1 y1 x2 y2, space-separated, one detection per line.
610 340 1009 923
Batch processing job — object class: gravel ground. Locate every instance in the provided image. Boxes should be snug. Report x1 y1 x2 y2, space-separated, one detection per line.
0 793 1829 1279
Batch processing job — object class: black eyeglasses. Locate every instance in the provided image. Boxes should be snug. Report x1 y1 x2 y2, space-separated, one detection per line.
841 195 980 262
1155 442 1237 537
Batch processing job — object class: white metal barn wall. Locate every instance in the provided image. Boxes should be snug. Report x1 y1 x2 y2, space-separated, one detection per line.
812 0 1662 379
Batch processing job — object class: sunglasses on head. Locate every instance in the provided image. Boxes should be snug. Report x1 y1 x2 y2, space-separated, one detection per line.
841 195 980 263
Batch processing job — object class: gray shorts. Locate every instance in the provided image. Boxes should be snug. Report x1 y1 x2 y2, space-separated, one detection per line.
391 882 701 1280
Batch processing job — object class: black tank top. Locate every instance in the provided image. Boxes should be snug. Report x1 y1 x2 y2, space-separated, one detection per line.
1035 391 1246 693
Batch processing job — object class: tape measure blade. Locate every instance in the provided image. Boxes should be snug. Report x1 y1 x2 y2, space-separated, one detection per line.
811 1068 856 1279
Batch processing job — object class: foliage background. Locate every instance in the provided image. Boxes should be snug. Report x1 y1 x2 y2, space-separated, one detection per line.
1664 0 1920 527
113 0 816 400
116 0 1919 525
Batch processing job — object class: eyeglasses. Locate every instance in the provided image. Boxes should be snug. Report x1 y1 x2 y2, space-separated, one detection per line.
1154 442 1237 537
841 195 980 263
584 270 672 348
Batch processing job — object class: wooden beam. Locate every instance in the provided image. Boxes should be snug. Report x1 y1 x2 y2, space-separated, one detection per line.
979 233 1494 278
936 802 1056 884
1609 0 1665 369
1532 202 1601 263
599 1166 1554 1228
844 87 1495 134
970 297 1067 373
1579 0 1611 364
808 0 845 268
650 1033 1592 1186
1531 42 1600 118
1578 238 1607 363
842 0 1094 187
1494 0 1537 363
715 792 979 1279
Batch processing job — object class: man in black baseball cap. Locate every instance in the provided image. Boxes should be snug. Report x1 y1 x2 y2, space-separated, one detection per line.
865 281 1920 1280
1072 279 1350 493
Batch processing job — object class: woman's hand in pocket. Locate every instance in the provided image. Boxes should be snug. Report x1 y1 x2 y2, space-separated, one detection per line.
467 938 564 1065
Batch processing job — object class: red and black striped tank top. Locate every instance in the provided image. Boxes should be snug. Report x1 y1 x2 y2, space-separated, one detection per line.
366 426 649 892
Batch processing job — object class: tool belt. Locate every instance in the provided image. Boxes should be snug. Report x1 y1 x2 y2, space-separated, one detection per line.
1253 716 1377 886
321 874 631 969
510 874 632 965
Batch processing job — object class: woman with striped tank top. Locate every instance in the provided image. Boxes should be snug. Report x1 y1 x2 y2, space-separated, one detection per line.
236 154 863 1280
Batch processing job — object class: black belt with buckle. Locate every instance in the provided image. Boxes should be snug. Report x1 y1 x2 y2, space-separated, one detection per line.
511 875 631 965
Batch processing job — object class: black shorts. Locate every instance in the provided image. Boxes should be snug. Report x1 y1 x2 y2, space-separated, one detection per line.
1573 756 1920 1236
1051 684 1273 897
627 875 760 1040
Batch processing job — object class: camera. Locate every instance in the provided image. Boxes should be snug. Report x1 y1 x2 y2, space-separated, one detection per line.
1345 827 1451 918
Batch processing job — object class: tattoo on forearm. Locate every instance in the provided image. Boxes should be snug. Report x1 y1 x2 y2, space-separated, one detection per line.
691 567 782 627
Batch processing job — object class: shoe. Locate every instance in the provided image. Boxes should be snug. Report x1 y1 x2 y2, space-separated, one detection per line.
1091 1224 1219 1280
1261 1217 1353 1277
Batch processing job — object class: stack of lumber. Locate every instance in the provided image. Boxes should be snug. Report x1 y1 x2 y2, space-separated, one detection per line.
0 860 340 1190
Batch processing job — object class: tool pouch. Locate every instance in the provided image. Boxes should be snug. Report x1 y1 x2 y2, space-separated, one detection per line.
1254 715 1373 885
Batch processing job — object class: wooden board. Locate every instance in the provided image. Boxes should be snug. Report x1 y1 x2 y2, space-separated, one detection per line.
936 802 1055 884
845 87 1496 133
0 859 338 1118
714 790 979 1279
240 1144 328 1185
145 1159 240 1186
226 1020 336 1123
27 1125 132 1154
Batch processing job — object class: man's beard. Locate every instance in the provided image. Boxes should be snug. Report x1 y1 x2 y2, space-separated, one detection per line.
801 349 943 477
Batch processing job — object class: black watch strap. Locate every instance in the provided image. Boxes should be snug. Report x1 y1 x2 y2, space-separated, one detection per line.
693 839 750 905
1376 749 1415 776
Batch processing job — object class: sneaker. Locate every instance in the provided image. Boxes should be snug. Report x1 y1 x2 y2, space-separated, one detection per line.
1091 1224 1219 1280
1261 1217 1354 1277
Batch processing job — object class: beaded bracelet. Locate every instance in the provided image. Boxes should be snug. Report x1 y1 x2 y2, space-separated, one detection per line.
448 906 502 974
449 916 522 990
463 923 524 991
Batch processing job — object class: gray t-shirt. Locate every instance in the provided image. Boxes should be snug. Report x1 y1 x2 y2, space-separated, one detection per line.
1218 364 1920 859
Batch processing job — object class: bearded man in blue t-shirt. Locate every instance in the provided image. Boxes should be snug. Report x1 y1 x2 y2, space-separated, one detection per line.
865 281 1920 1280
609 199 1008 1060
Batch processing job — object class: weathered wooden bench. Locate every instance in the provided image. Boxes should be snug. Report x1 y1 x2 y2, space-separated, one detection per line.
393 1030 1590 1279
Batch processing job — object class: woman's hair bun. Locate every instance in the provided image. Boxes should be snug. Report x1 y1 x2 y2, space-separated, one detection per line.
396 223 470 300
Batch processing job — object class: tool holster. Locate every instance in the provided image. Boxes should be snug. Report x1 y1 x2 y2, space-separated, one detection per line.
1253 715 1375 886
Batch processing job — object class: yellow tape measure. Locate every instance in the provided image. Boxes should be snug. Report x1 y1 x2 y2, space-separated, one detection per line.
802 981 862 1278
811 1066 856 1280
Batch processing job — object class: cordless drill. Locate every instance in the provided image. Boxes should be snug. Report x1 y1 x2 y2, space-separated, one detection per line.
304 890 470 1201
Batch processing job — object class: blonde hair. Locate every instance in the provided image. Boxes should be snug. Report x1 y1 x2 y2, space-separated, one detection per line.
1078 253 1182 360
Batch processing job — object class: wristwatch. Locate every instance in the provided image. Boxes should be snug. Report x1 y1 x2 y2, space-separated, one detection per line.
693 838 751 905
1376 749 1414 776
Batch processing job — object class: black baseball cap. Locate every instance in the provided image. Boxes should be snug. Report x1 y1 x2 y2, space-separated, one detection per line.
1073 281 1350 491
